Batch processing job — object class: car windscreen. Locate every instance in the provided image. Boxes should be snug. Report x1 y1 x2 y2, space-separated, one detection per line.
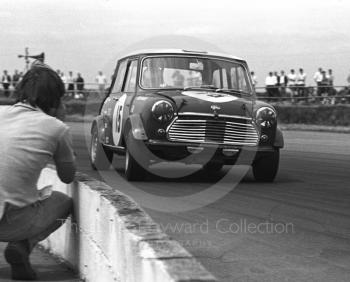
140 56 252 94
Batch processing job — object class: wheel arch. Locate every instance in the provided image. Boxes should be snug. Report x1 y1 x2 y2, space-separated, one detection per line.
122 114 148 146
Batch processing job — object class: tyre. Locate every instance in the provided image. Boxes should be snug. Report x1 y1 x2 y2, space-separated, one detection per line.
124 133 147 181
252 148 279 182
90 126 113 170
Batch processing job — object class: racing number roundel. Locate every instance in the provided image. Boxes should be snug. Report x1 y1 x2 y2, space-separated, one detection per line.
112 94 127 146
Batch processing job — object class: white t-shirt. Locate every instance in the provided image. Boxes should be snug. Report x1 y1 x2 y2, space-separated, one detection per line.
60 75 67 84
67 75 74 84
251 75 258 86
265 76 277 86
296 73 307 85
0 103 75 219
288 73 297 86
96 74 107 85
313 71 323 83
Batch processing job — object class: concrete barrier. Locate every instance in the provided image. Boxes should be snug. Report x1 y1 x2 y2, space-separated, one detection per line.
38 167 217 282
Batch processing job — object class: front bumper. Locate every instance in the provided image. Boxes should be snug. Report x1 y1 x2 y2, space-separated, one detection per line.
145 139 275 164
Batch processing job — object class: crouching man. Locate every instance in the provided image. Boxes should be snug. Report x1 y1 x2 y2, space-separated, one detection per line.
0 61 76 280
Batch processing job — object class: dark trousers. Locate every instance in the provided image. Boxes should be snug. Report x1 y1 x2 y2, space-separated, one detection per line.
297 84 305 99
266 86 273 101
316 82 323 97
2 83 10 97
266 86 279 101
0 191 72 251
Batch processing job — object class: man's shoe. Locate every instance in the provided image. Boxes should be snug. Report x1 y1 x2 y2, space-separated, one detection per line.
4 241 37 280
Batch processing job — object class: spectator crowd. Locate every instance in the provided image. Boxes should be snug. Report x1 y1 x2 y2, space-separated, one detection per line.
1 70 23 97
250 67 350 103
1 68 108 99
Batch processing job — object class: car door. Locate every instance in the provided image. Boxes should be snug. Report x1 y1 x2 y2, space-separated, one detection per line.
100 59 128 146
111 58 139 147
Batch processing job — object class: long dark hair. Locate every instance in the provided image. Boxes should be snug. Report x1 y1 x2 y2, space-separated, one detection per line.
15 63 65 114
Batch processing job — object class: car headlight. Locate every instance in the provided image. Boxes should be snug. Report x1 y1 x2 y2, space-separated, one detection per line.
151 100 175 123
256 107 277 128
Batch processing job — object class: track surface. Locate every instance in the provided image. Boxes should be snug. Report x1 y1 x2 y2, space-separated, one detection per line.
70 122 350 282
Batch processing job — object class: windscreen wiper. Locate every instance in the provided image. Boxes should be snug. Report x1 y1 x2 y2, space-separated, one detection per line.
183 85 218 91
183 85 250 96
215 88 250 96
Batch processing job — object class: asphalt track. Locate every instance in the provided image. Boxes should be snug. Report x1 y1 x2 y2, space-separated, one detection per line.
70 121 350 282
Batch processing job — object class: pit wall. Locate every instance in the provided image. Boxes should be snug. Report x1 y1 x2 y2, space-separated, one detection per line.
38 167 216 282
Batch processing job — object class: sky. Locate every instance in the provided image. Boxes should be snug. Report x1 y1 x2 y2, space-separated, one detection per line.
1 0 350 86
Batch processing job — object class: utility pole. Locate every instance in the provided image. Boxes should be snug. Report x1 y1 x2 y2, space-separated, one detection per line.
18 47 45 71
17 47 30 71
25 47 29 70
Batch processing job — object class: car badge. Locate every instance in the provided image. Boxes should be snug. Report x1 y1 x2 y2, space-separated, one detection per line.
211 105 221 111
211 104 220 119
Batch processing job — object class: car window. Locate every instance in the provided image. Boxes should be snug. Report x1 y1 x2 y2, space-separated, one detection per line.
230 66 250 92
140 56 252 93
141 57 203 88
212 69 228 88
111 60 127 94
124 60 138 93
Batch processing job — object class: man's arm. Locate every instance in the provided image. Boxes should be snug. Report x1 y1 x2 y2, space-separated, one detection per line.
53 127 76 183
56 161 76 184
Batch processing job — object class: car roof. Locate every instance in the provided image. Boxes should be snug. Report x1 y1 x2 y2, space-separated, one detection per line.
119 49 245 62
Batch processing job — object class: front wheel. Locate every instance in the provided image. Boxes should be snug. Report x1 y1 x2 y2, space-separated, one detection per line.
252 149 279 182
124 133 147 181
90 126 113 170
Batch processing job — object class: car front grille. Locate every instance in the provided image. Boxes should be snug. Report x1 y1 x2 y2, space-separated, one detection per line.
167 116 259 146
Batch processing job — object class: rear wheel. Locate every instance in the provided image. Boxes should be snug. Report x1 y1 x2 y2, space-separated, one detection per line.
90 126 113 170
252 148 279 182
